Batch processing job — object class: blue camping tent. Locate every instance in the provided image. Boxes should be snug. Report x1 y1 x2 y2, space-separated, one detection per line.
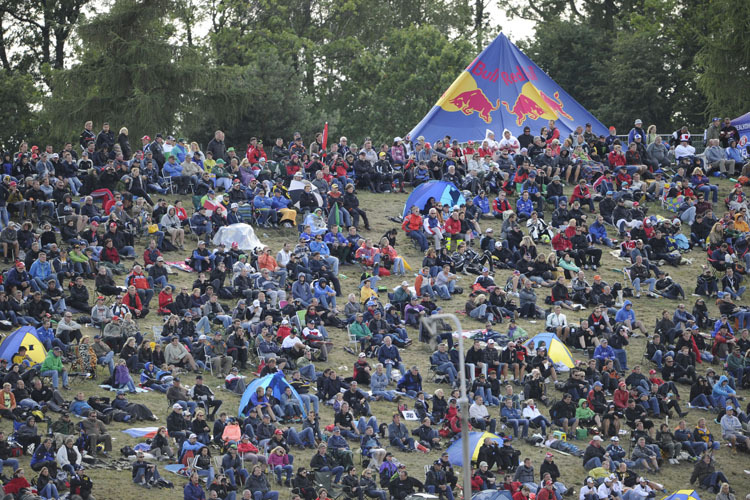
730 112 750 146
238 371 306 418
523 332 575 368
402 181 466 217
445 431 503 467
408 33 608 143
0 326 46 365
472 490 513 500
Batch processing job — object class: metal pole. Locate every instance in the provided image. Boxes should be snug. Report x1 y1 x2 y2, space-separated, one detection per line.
422 313 472 500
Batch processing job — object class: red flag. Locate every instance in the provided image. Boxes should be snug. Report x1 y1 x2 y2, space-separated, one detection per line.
322 122 328 152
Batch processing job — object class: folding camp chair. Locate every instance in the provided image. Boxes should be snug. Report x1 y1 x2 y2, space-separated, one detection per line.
313 470 344 499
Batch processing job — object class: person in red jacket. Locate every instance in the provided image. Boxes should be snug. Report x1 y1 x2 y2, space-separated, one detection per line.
3 468 31 496
101 238 121 265
401 206 427 252
143 239 162 266
570 179 595 212
535 480 556 500
123 285 148 318
551 230 572 253
613 381 629 409
126 264 153 306
158 285 178 315
608 143 626 168
512 484 531 500
444 210 462 251
245 137 267 164
492 193 512 219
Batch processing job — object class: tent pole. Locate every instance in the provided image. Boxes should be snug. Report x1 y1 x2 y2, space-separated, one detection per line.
422 314 472 499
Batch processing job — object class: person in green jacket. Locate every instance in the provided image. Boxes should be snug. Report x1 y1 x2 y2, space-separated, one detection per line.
40 347 69 390
350 313 374 356
575 398 600 428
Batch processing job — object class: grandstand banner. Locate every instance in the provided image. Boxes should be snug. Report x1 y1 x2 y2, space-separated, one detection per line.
408 33 608 143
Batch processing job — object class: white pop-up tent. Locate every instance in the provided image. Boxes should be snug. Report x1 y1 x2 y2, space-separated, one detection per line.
212 223 262 251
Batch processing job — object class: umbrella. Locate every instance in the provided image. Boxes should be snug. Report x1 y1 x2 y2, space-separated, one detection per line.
444 431 502 467
288 179 323 209
523 332 576 368
402 180 465 217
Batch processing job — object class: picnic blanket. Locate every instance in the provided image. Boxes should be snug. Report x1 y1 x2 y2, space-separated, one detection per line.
166 261 195 273
122 427 161 439
98 384 149 393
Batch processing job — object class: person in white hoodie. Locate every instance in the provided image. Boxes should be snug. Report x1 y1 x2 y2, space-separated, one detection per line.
579 477 598 500
56 437 82 474
498 129 520 154
622 477 655 500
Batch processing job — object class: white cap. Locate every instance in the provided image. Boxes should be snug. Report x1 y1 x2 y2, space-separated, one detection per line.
281 319 289 325
358 352 366 358
592 435 603 442
199 335 207 340
252 299 260 307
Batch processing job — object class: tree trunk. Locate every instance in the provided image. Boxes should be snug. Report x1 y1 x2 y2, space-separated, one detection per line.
474 0 484 51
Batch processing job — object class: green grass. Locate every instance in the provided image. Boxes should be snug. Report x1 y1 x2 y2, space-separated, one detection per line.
9 177 750 499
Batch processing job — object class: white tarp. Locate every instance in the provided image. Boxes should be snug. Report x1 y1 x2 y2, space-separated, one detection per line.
212 223 262 251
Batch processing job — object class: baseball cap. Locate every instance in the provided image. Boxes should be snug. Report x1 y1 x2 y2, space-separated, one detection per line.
592 435 603 442
173 403 182 409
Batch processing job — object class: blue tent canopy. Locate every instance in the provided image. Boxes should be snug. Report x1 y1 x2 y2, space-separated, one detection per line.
402 180 466 217
238 372 306 418
408 33 607 143
0 327 46 364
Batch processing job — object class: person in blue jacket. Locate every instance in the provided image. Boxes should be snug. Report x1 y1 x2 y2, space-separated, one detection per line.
500 397 529 438
189 207 212 237
589 216 614 247
292 273 313 307
614 300 647 336
5 261 32 296
253 189 277 227
413 162 431 186
163 155 190 194
515 191 534 221
183 471 206 500
472 192 491 217
712 375 740 410
29 252 58 292
36 321 67 353
726 139 746 166
593 338 618 371
313 278 337 311
397 366 423 398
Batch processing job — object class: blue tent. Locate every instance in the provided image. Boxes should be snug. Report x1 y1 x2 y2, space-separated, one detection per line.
445 431 503 467
472 490 513 500
523 332 575 368
0 327 46 365
730 112 750 146
238 371 306 418
402 180 466 217
408 33 608 143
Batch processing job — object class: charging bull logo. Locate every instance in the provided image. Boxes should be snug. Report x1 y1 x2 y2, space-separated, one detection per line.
450 90 499 123
501 82 573 126
437 72 499 124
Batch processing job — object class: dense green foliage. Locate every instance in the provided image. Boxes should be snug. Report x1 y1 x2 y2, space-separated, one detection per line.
0 0 744 150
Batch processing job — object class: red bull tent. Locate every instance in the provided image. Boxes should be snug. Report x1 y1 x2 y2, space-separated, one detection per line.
408 33 608 143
